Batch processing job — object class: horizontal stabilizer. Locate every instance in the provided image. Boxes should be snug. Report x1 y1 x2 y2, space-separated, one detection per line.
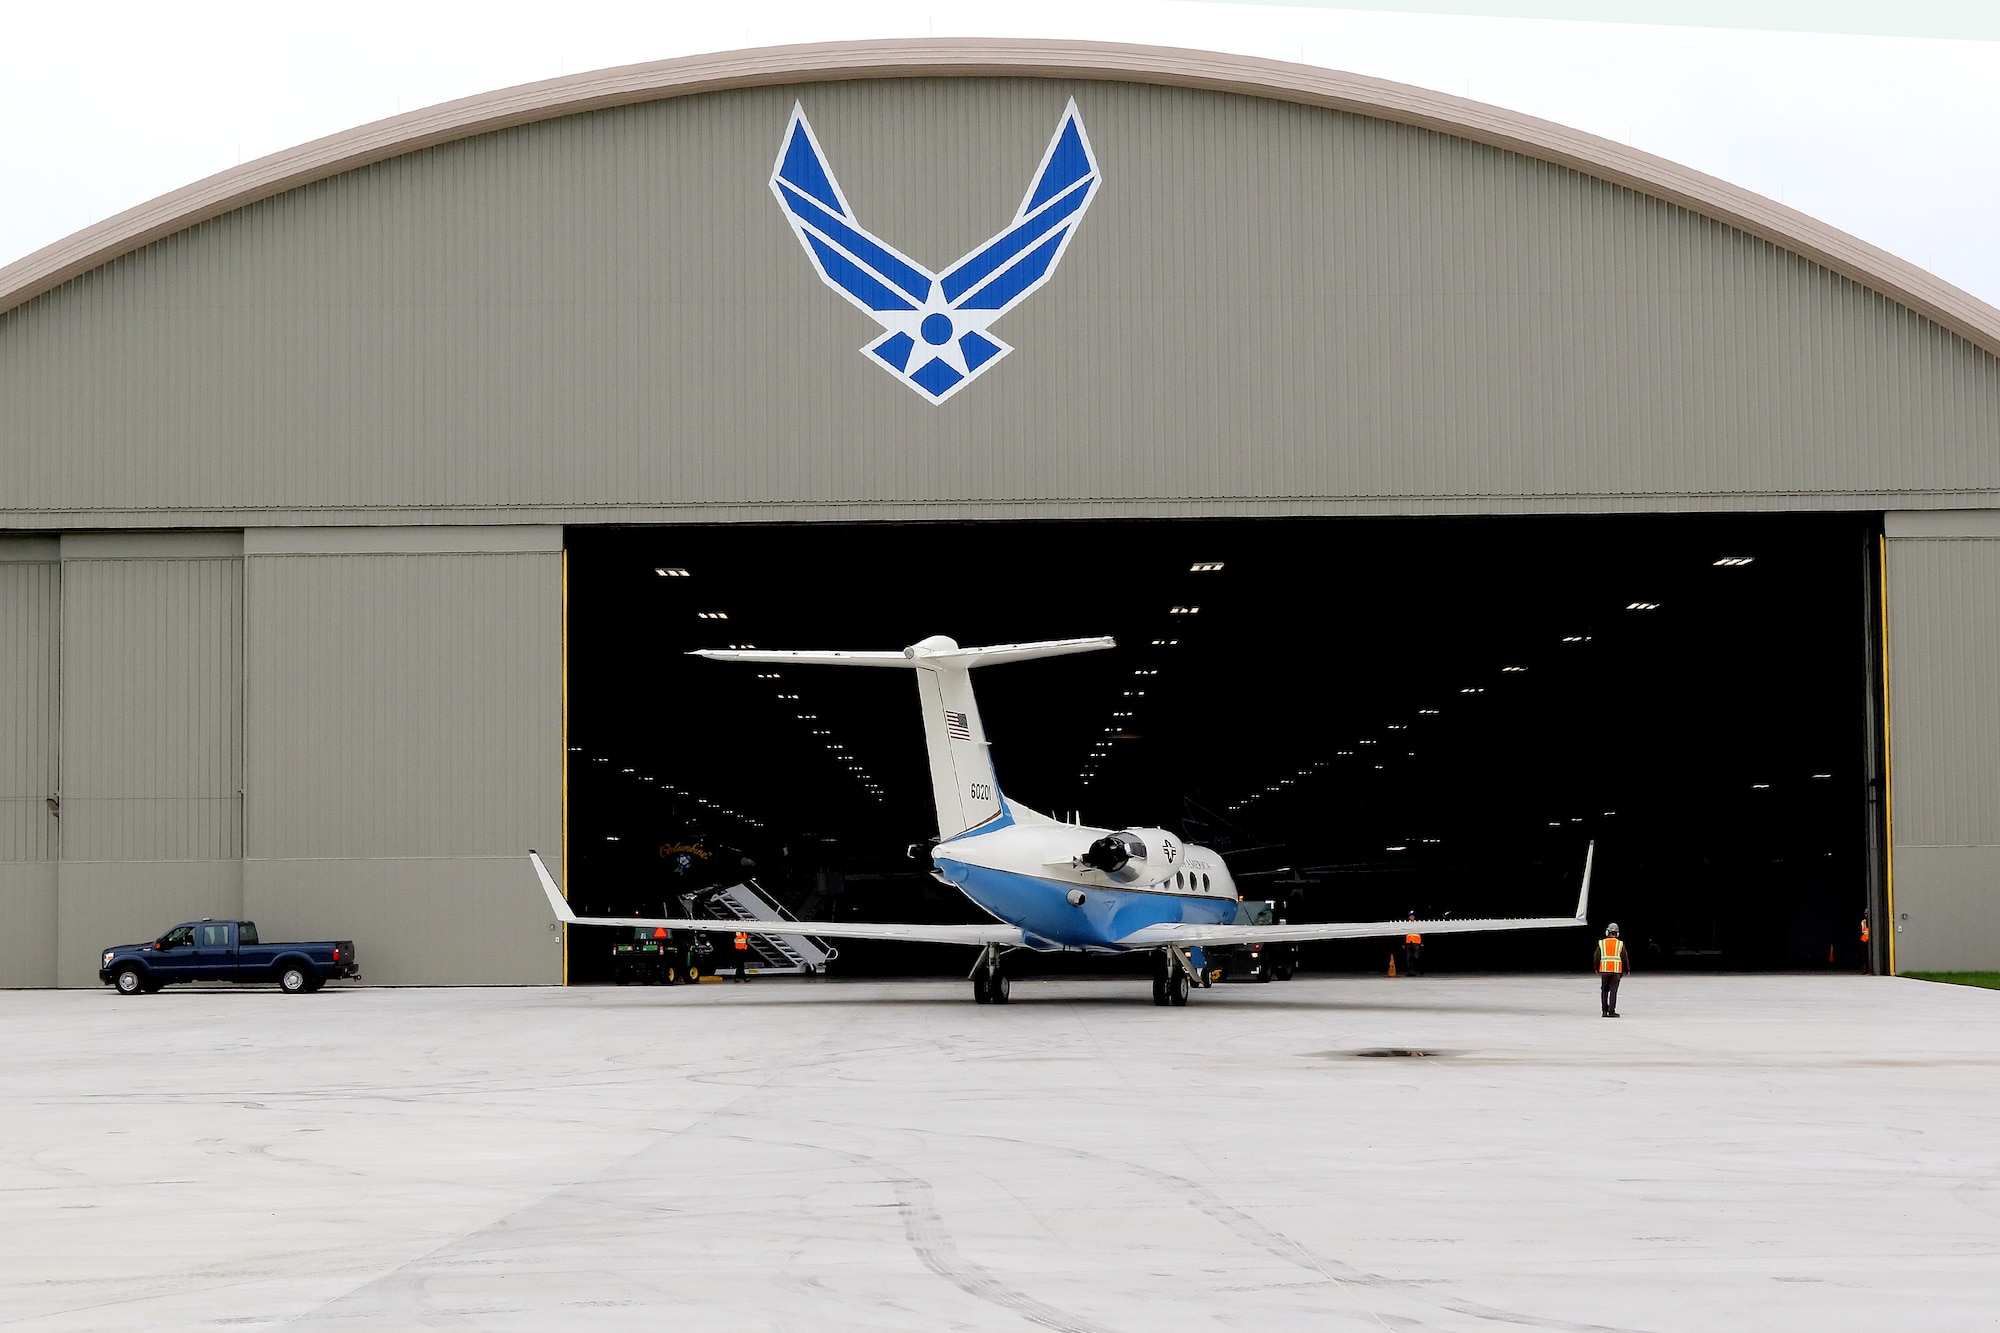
529 852 1021 947
693 635 1114 670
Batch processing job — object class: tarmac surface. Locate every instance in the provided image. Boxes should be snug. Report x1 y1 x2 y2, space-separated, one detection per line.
3 973 1997 1331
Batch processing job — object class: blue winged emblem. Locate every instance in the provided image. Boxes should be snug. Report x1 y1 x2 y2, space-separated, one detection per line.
770 101 1101 404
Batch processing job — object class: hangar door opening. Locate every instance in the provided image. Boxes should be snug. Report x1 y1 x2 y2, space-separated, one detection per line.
564 515 1883 981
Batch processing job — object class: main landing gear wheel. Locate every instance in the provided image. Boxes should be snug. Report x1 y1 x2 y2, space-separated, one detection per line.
1167 971 1191 1006
973 971 992 1004
988 971 1010 1004
1152 976 1169 1006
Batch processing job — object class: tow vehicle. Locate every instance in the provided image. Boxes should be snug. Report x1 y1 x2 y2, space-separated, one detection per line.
1207 901 1298 982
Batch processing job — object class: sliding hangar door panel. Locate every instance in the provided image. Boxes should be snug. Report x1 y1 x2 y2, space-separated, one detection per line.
53 533 244 987
0 540 59 987
242 528 563 986
1886 513 2000 973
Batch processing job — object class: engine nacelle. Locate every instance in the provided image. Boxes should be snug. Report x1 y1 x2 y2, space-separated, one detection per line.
1078 827 1178 884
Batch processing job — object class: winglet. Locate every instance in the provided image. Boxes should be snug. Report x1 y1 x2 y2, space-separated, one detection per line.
1575 841 1595 923
529 850 577 924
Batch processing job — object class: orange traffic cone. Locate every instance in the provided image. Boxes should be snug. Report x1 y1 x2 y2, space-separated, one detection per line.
1387 954 1398 978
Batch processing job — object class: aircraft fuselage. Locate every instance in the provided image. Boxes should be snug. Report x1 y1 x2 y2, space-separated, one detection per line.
931 804 1239 951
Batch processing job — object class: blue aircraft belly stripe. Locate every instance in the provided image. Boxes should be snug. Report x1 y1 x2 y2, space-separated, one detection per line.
936 860 1235 950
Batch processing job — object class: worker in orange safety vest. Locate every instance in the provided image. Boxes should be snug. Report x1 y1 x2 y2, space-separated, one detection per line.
1595 923 1626 1017
733 930 750 982
1402 911 1423 977
1860 915 1872 975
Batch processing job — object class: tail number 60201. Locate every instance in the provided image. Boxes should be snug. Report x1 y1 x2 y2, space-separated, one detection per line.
969 783 993 802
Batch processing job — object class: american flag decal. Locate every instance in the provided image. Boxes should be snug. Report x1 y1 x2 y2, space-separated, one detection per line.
945 710 972 742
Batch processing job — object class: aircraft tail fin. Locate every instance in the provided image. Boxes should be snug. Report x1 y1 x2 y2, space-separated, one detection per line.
694 636 1113 840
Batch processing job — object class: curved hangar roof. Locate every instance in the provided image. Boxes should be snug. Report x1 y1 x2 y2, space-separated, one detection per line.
2 38 1997 527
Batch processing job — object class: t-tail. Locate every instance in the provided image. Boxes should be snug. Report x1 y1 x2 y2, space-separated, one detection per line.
693 635 1113 839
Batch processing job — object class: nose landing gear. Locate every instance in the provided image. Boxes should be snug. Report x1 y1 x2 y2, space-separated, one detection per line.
1151 947 1194 1006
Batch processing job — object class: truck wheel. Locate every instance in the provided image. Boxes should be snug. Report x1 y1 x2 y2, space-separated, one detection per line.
665 965 679 985
113 966 145 995
278 965 309 994
686 964 701 982
1276 960 1295 981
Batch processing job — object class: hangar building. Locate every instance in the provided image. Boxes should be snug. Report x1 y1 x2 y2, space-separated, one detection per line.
3 40 1998 987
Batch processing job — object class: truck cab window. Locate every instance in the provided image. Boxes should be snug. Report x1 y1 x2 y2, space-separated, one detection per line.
161 926 194 948
237 922 258 945
200 924 232 947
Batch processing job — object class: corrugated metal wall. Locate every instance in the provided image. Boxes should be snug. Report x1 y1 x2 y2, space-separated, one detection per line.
1884 514 2000 972
0 539 59 985
58 537 243 861
1 80 1996 525
52 533 245 986
242 528 562 985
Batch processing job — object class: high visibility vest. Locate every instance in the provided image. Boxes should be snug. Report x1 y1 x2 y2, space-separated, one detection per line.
734 932 749 950
1405 933 1422 945
1598 938 1625 974
1861 920 1871 944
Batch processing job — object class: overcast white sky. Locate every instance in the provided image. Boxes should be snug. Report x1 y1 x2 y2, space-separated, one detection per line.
4 0 1998 306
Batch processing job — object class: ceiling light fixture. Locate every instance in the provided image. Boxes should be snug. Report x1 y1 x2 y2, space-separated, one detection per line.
655 567 689 577
1190 562 1224 572
1713 557 1755 566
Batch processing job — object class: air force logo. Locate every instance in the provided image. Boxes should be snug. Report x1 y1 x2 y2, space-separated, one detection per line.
771 101 1101 404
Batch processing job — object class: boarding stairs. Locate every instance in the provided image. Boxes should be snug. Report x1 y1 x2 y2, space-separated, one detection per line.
695 882 836 975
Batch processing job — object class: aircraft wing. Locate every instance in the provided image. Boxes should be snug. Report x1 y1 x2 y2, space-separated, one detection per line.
528 852 1022 946
1120 842 1595 949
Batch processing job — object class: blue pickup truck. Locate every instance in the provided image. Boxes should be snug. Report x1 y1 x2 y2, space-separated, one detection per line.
99 920 358 995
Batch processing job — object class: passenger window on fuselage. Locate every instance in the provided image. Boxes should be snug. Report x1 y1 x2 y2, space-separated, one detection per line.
238 922 258 945
1202 873 1211 891
200 924 231 947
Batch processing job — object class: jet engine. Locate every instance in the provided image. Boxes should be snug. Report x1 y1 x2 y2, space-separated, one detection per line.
1077 829 1175 883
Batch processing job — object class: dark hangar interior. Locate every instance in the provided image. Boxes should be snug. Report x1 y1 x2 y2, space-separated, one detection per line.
564 515 1879 981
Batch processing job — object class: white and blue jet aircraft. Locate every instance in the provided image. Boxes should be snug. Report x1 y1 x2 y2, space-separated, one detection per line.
531 635 1593 1005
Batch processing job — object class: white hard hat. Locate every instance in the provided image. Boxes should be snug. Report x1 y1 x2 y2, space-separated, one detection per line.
1606 922 1620 935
